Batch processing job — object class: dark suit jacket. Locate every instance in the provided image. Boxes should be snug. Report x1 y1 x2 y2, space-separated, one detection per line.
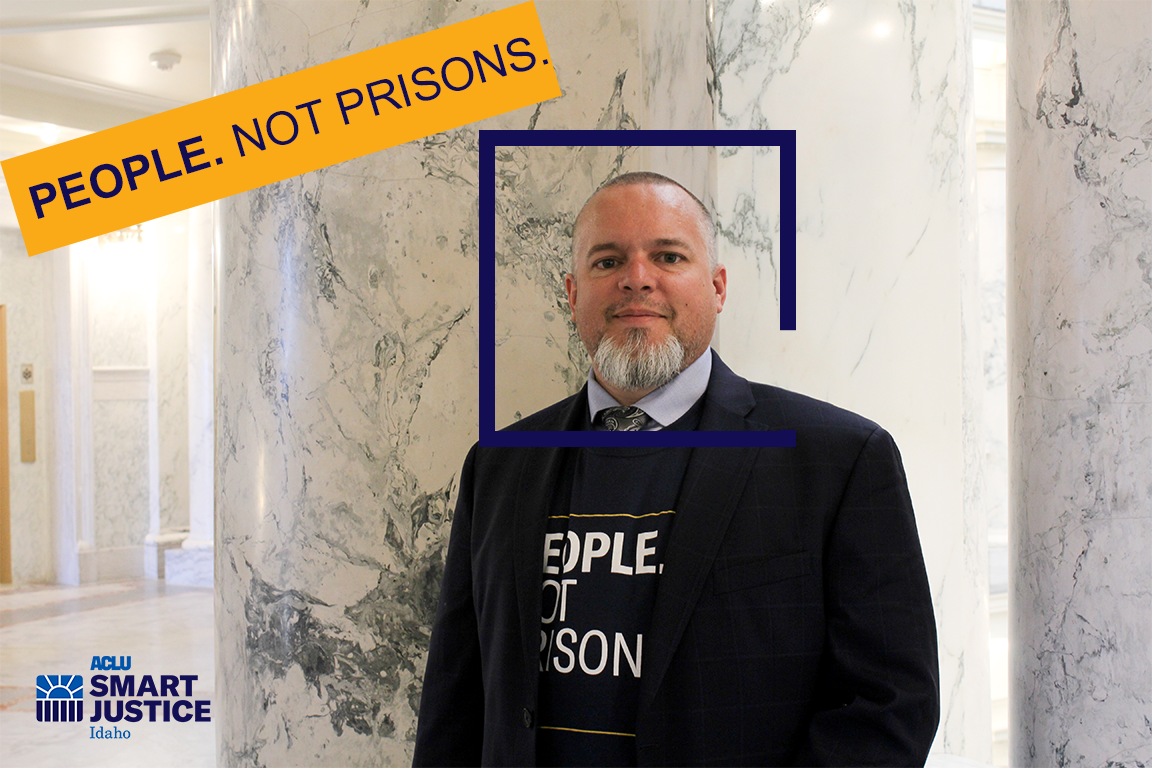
414 352 939 766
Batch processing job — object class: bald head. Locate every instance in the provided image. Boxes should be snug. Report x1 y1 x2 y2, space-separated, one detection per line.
563 172 728 405
572 172 718 273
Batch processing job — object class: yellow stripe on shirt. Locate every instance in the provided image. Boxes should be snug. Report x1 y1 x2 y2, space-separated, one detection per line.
547 510 677 520
538 725 637 738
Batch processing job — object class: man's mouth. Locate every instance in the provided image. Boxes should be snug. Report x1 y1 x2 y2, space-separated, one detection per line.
607 302 672 321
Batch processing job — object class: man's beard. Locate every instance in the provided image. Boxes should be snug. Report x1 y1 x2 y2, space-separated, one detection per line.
593 327 686 392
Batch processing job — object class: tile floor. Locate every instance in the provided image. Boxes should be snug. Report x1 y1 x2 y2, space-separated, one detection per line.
0 581 215 768
0 581 1000 767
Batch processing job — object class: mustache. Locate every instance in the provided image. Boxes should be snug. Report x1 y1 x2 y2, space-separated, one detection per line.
604 299 676 321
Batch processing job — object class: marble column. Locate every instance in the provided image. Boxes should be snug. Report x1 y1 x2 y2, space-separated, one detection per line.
146 211 191 579
167 203 215 587
1008 1 1152 765
213 2 476 764
711 0 989 759
213 1 710 764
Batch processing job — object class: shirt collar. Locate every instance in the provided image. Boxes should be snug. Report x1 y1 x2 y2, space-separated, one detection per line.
586 349 713 429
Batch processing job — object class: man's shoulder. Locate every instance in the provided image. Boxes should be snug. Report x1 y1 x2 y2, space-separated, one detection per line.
502 391 582 431
742 379 883 437
706 352 883 438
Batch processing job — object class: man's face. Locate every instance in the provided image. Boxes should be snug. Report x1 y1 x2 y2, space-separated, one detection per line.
565 183 727 387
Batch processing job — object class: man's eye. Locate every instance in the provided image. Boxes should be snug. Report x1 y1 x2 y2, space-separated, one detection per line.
594 258 618 269
659 252 684 263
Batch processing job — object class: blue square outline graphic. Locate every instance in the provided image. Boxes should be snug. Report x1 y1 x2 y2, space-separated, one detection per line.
479 129 797 448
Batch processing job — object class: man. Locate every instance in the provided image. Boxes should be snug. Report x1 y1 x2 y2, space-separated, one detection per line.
414 173 939 766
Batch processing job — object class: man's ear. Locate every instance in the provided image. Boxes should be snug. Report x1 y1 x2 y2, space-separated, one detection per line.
713 265 728 313
565 272 578 321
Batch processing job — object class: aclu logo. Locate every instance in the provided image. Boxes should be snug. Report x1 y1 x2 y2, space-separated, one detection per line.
35 675 84 722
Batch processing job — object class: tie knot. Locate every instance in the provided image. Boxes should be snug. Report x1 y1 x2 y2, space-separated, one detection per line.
597 405 651 431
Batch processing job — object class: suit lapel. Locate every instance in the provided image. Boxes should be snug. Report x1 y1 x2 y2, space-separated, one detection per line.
640 352 767 708
639 445 757 709
561 385 590 430
696 351 757 429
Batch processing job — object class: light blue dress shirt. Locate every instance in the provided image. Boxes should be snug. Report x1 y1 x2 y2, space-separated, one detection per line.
586 349 713 430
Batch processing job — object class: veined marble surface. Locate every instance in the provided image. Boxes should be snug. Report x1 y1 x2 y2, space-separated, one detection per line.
1008 2 1152 766
491 0 646 426
91 400 150 550
215 2 487 764
712 0 990 759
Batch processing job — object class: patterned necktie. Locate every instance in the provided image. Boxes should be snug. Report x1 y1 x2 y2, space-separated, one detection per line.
597 405 651 431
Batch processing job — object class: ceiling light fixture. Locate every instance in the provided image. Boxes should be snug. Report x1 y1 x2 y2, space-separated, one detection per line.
149 51 182 71
98 225 144 250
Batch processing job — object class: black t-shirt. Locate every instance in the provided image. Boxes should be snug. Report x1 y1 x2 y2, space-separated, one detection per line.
536 446 694 767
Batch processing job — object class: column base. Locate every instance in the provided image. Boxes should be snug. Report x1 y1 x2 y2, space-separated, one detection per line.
77 546 145 582
144 532 189 579
165 539 213 587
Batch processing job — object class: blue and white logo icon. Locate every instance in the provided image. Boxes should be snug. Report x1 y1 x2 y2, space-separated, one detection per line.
35 674 84 722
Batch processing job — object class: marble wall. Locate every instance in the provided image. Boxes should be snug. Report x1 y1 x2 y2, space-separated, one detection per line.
711 0 990 758
0 227 54 584
91 399 150 549
1008 1 1152 765
494 143 623 426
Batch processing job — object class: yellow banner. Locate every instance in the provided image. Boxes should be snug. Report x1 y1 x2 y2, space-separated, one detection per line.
2 2 559 256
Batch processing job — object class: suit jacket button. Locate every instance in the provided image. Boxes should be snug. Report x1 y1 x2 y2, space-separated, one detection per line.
522 708 533 728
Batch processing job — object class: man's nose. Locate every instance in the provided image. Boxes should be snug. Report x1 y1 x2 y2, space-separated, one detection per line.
618 258 655 291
